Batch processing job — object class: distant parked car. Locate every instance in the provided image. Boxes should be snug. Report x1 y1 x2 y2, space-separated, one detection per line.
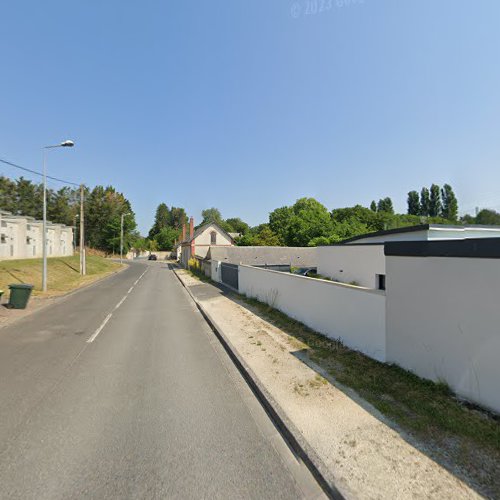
148 254 158 261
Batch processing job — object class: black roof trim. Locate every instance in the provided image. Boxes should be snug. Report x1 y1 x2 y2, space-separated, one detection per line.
385 238 500 259
342 225 430 244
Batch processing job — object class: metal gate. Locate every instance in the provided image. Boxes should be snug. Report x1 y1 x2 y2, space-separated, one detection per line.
221 262 239 290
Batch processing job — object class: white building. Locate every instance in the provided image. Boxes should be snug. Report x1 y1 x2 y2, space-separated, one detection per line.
0 210 74 260
343 223 500 244
316 224 500 290
180 218 234 267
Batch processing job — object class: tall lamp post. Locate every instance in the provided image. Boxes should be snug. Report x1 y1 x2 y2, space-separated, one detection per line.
42 140 74 292
120 212 130 264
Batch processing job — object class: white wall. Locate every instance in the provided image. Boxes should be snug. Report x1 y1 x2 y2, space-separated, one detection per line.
386 255 500 413
211 260 221 282
239 265 386 361
317 245 385 288
194 226 232 259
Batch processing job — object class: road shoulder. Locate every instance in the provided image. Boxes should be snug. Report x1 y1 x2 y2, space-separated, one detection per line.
172 266 481 500
0 262 128 331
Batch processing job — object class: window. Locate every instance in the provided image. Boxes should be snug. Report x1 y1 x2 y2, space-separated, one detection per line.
0 234 6 244
210 231 217 245
376 274 386 291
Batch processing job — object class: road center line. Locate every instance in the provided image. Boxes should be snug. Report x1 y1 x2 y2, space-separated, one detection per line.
114 295 127 310
134 269 148 285
86 267 147 344
87 314 113 343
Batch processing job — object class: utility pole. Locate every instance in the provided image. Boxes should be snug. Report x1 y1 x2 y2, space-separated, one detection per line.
120 212 130 264
79 184 86 275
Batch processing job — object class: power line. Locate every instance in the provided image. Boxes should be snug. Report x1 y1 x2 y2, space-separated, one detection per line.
0 158 81 187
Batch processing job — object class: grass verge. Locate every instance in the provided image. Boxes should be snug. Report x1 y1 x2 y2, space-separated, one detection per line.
241 295 499 450
0 255 123 297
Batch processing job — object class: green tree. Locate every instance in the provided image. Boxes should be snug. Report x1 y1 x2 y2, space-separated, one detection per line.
201 207 222 225
85 185 136 252
15 177 40 217
48 187 75 226
441 184 458 220
269 206 294 245
370 200 377 212
0 176 17 212
169 207 187 229
131 234 148 253
253 226 281 246
284 198 332 247
429 184 442 217
155 226 181 251
420 187 430 216
377 197 394 214
474 209 500 225
224 217 250 235
147 239 159 253
148 203 170 239
407 191 420 215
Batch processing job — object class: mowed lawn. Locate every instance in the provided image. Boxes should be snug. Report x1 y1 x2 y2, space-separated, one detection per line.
0 255 123 296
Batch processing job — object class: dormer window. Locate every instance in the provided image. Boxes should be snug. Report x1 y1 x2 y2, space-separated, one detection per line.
210 231 217 245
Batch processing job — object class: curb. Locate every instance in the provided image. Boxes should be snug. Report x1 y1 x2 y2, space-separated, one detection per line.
171 267 344 500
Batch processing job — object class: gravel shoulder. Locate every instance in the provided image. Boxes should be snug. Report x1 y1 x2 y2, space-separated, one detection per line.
175 268 485 500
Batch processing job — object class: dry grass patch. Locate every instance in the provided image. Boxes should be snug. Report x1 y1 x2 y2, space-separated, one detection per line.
0 255 123 297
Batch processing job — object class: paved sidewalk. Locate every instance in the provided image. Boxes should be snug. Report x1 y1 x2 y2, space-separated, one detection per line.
174 268 480 500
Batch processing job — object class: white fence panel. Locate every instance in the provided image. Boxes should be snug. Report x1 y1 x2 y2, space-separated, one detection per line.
239 265 386 362
386 255 500 413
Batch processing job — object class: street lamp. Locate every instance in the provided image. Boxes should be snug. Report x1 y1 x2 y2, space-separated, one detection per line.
42 140 74 292
120 212 131 264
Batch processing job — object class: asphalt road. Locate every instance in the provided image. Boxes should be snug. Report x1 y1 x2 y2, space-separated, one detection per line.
0 261 324 499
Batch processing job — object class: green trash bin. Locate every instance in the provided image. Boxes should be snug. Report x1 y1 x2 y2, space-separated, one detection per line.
8 284 34 309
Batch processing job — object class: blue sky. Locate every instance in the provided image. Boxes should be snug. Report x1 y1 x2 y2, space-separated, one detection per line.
1 1 499 234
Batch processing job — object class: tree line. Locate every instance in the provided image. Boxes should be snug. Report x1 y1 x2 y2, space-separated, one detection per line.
406 184 458 219
0 175 138 254
147 182 499 253
181 183 500 247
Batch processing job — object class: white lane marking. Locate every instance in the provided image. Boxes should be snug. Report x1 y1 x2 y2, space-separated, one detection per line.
114 295 127 310
86 267 147 343
134 269 148 285
87 314 112 343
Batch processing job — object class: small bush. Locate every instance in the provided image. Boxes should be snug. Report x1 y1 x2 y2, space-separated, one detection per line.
188 257 202 275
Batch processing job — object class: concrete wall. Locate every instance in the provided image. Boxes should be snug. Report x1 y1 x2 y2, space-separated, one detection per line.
211 260 221 282
386 255 500 413
239 265 386 361
317 245 385 288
